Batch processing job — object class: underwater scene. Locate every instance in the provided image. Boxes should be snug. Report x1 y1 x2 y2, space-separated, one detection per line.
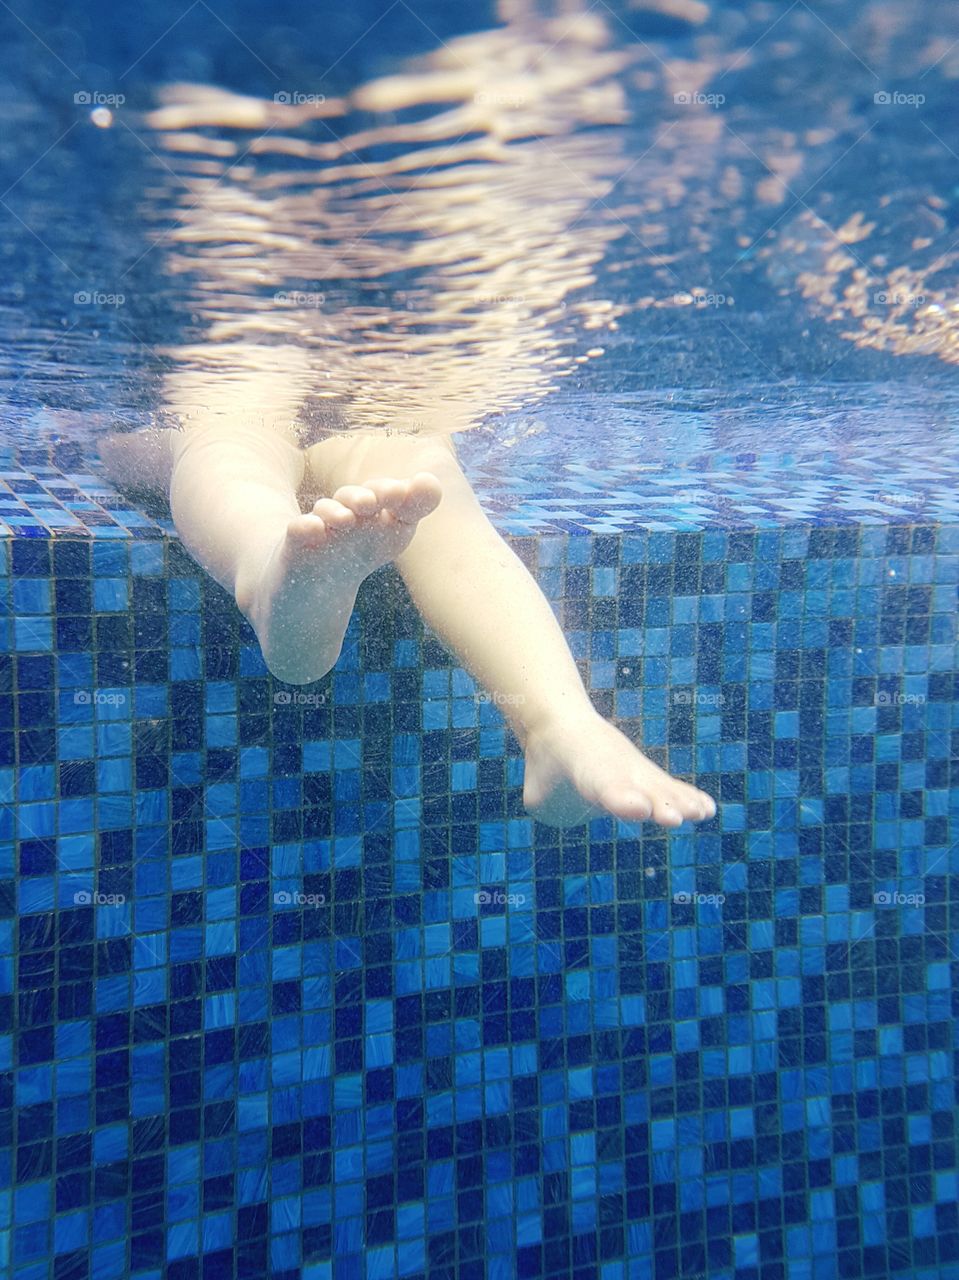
0 1 958 1278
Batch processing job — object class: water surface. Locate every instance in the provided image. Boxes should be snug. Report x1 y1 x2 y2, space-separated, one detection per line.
1 0 958 460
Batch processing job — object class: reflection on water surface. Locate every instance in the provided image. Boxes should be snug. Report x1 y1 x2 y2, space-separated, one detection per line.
147 5 636 437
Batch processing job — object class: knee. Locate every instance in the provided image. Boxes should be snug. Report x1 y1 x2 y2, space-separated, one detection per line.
310 430 459 483
175 422 304 477
304 431 463 501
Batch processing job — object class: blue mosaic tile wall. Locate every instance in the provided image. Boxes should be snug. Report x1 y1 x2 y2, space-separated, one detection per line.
1 441 958 1280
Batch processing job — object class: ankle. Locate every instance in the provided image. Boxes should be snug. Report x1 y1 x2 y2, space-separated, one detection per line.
233 540 281 621
516 699 600 748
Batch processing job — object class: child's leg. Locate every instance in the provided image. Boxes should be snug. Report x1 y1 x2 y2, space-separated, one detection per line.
101 424 441 685
307 431 716 830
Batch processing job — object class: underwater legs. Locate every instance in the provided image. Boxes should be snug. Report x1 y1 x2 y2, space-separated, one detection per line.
104 423 715 826
102 423 441 685
307 431 716 829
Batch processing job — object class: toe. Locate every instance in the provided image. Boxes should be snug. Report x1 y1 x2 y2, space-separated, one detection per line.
674 787 710 822
676 785 716 822
286 513 328 548
587 776 653 824
397 471 442 521
698 792 717 820
361 473 441 525
362 477 408 508
312 497 356 528
331 485 380 517
614 790 655 823
650 796 685 828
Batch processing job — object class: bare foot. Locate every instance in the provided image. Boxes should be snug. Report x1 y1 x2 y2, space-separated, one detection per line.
522 710 716 830
237 473 442 684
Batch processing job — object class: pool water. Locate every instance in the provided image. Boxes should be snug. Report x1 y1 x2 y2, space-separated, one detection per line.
1 2 958 1279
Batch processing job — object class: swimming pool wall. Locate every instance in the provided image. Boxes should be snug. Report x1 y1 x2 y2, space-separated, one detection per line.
1 438 958 1280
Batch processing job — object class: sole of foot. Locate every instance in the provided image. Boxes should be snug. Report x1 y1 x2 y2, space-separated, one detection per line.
522 711 717 830
241 472 442 685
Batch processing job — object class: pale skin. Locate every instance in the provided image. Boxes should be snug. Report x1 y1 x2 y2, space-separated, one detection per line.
100 425 716 830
